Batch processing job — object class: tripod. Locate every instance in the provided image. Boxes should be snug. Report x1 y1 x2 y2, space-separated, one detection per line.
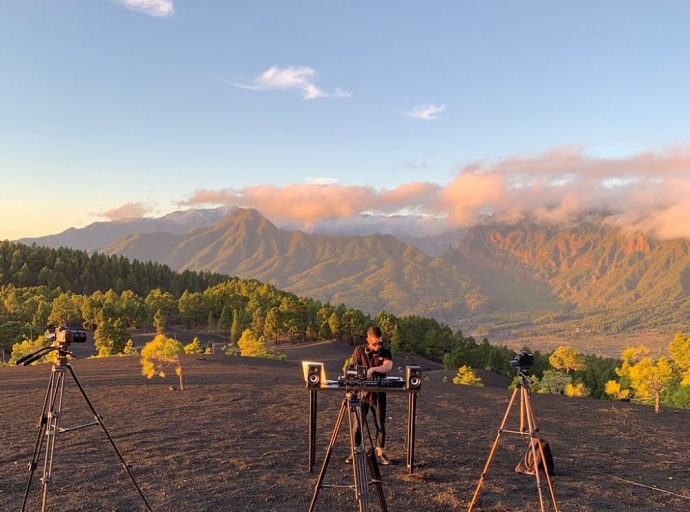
17 343 153 512
308 387 387 512
467 368 559 512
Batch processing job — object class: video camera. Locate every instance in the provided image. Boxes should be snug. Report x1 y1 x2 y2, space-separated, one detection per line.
53 326 88 345
337 363 368 387
15 326 88 367
510 351 534 369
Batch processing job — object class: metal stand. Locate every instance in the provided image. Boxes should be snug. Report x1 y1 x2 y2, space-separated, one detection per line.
467 369 559 512
17 344 153 512
405 391 418 471
308 388 388 512
308 386 419 474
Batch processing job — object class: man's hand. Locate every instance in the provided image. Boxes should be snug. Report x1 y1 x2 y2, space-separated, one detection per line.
366 360 393 378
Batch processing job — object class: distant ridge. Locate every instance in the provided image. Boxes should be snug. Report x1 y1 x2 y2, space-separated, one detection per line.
100 208 487 322
16 207 236 251
445 222 690 335
14 206 466 256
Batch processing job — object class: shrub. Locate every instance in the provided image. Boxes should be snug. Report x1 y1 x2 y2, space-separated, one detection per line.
140 334 185 390
9 335 51 365
671 385 690 409
122 339 139 356
540 370 572 394
183 337 205 354
564 381 589 398
453 365 484 386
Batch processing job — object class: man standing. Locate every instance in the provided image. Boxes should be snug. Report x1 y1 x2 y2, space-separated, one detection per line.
346 326 393 465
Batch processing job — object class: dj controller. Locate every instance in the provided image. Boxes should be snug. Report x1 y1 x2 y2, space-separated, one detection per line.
336 376 406 388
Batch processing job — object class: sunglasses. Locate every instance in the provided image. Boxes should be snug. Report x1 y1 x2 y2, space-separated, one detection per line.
370 340 382 346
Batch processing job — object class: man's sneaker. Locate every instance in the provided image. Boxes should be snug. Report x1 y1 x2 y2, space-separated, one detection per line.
377 452 391 466
344 454 353 464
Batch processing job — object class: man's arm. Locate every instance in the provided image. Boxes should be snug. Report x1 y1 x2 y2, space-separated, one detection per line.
366 357 393 378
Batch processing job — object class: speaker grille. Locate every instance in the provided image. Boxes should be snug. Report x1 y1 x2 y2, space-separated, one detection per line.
406 365 422 390
307 365 321 387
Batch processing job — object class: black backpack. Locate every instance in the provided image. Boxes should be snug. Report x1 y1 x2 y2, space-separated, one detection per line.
515 438 555 476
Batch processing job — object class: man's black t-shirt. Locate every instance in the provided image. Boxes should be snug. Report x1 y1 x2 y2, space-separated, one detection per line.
352 345 393 377
352 344 393 403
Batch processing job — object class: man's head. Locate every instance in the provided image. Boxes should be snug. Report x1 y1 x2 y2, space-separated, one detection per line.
366 326 383 352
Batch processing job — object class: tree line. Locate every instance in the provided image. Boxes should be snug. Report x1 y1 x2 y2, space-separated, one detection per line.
0 240 228 297
0 242 484 361
2 241 689 412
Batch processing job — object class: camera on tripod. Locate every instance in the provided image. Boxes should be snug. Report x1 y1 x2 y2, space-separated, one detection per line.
53 326 88 345
337 363 367 386
346 363 367 380
510 351 534 369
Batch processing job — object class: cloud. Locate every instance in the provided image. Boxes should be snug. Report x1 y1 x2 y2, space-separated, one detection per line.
99 202 154 221
228 66 349 100
405 103 446 120
334 88 352 98
307 177 340 185
114 0 174 17
178 145 690 239
402 160 429 170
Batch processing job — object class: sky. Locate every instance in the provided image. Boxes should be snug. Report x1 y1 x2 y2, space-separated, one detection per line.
2 0 690 241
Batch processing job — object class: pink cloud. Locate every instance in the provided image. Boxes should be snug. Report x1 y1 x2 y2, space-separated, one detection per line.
178 145 690 239
100 202 153 221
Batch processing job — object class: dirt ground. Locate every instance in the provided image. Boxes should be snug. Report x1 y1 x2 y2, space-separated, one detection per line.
1 339 690 512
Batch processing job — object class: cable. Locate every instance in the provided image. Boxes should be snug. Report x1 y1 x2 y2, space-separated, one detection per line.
577 469 690 500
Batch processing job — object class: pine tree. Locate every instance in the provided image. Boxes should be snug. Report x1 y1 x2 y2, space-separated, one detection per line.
207 310 215 333
153 308 166 335
549 346 586 374
610 345 676 413
184 337 205 354
140 334 185 390
218 305 231 336
237 329 272 358
230 309 240 345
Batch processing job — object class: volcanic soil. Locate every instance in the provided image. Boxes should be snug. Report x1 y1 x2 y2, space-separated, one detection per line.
1 339 689 511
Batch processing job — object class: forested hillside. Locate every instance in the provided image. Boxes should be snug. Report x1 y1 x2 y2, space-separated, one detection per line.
0 241 481 363
91 210 690 338
444 222 690 336
99 208 488 322
4 240 690 412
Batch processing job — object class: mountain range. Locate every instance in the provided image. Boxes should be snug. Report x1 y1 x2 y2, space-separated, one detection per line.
16 207 690 351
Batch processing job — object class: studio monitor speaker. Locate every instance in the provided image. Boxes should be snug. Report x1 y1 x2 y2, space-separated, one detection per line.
406 365 422 390
302 361 325 388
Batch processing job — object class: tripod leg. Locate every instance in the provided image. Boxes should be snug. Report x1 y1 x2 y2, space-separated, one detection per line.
21 366 63 512
360 406 388 512
352 402 388 512
523 385 539 432
537 438 559 512
66 365 153 512
467 385 520 512
523 390 559 512
365 449 387 512
40 367 67 512
522 388 546 512
308 398 348 512
349 402 371 512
